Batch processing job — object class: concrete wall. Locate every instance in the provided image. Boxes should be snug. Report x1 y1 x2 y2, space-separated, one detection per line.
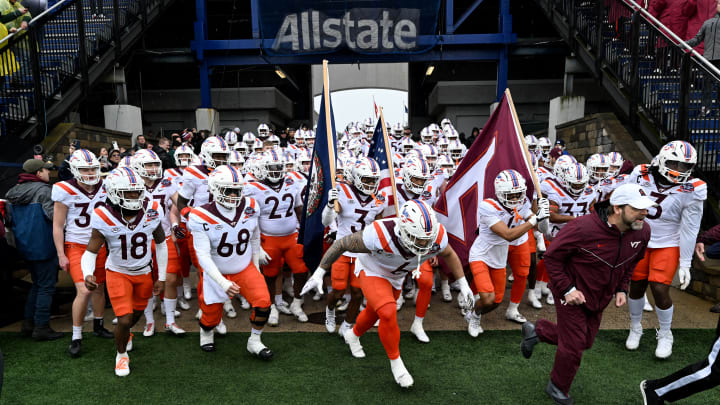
311 63 408 96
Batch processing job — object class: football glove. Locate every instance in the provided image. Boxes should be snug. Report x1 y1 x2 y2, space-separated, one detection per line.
327 188 339 207
677 266 691 290
536 198 550 222
456 277 475 310
173 224 187 240
300 267 326 296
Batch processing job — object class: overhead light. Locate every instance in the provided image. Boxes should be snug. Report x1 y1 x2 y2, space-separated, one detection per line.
425 65 434 76
275 68 287 79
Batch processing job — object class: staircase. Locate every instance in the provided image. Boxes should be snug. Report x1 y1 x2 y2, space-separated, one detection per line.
535 0 720 189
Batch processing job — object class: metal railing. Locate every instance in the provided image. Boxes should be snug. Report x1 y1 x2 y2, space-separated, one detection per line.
0 0 163 139
537 0 720 185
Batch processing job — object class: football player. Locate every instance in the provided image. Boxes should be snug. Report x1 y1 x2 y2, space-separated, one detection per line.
624 141 705 359
466 170 550 336
82 167 167 377
52 149 114 358
188 165 273 357
243 149 307 325
320 157 386 337
586 153 610 186
302 199 475 388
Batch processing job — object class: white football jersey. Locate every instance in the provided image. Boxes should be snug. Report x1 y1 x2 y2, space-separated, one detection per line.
594 173 629 202
624 164 706 267
384 182 435 218
356 218 448 290
243 175 304 236
145 178 177 235
469 198 533 269
91 200 163 275
536 166 554 183
164 168 183 186
541 178 597 237
335 182 387 257
51 179 106 245
286 170 308 194
427 169 446 200
178 164 212 208
187 198 260 274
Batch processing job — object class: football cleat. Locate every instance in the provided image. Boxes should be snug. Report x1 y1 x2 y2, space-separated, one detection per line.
336 298 349 312
410 319 430 343
404 286 416 300
200 328 215 352
506 309 527 324
183 279 192 300
643 294 654 312
112 317 118 325
165 323 186 336
465 311 483 338
396 295 405 311
390 357 414 388
626 324 643 351
545 294 555 305
312 291 323 301
441 283 452 302
178 297 190 311
68 339 82 358
215 320 227 335
84 307 95 322
276 301 292 315
343 328 366 358
338 321 352 339
224 300 237 318
527 289 543 309
325 307 336 333
240 296 251 310
268 305 279 327
521 322 539 359
143 323 155 337
655 330 673 359
115 355 130 377
247 334 273 360
195 309 202 320
290 298 308 323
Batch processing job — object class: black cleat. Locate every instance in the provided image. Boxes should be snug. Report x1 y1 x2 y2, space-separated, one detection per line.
32 325 64 341
201 343 216 352
545 380 574 405
68 339 82 358
521 322 539 359
640 380 664 405
257 348 273 361
93 319 114 338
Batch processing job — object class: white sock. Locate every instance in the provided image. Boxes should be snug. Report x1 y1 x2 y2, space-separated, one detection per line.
441 279 449 288
326 306 335 315
413 316 424 324
177 286 183 298
275 295 284 306
343 293 351 302
341 320 353 329
144 296 155 324
656 305 674 332
628 298 645 328
250 328 262 336
72 325 83 340
165 298 177 324
507 302 519 312
183 278 191 288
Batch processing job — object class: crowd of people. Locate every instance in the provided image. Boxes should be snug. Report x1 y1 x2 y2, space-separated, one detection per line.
3 117 720 403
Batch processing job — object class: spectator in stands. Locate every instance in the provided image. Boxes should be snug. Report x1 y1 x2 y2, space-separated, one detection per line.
0 15 19 79
5 159 63 341
649 0 693 40
132 134 148 152
88 0 104 19
101 149 121 173
0 0 31 33
686 0 718 53
687 1 720 115
279 129 289 147
695 223 720 312
153 137 175 170
466 127 479 147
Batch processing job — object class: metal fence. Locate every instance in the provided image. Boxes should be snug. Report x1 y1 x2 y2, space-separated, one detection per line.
0 0 161 138
537 0 720 185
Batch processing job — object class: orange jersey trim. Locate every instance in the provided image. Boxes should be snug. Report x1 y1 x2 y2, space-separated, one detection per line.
248 182 267 191
151 201 159 211
546 181 566 197
95 208 116 227
56 182 77 196
373 222 393 253
483 199 502 211
191 209 219 225
339 183 353 199
435 225 445 245
692 180 706 187
185 167 206 180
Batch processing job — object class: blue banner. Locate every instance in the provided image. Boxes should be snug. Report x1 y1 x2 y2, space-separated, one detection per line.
299 88 337 271
258 0 442 56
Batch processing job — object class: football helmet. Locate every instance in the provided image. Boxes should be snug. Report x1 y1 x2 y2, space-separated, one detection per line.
347 138 363 157
68 149 101 185
267 135 281 148
529 150 538 170
437 137 449 153
364 118 374 134
494 169 527 209
174 144 195 167
536 137 552 159
401 138 415 154
525 135 538 153
228 150 245 171
420 127 433 144
560 162 589 196
401 157 432 195
553 154 578 179
282 151 295 172
117 155 133 169
419 144 439 170
343 158 357 184
208 165 244 209
444 127 459 141
260 149 285 183
224 130 239 146
586 153 610 182
607 151 624 177
352 157 381 195
448 140 464 161
234 141 249 157
296 149 312 175
440 118 452 129
242 132 257 146
105 167 146 211
437 154 456 177
252 139 264 154
348 126 364 140
656 140 696 184
257 123 270 139
132 149 163 180
304 130 316 149
199 136 230 169
294 129 306 147
397 199 440 256
392 123 404 139
428 123 441 139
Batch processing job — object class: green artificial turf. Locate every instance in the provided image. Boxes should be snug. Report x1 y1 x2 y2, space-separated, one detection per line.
0 329 717 404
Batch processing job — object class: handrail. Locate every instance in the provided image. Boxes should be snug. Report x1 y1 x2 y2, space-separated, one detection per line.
0 0 71 44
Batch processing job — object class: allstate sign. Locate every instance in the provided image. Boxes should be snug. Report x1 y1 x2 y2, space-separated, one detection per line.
259 1 441 55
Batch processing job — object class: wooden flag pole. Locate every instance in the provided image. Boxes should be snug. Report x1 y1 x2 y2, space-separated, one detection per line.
322 60 339 212
505 88 543 199
378 106 400 217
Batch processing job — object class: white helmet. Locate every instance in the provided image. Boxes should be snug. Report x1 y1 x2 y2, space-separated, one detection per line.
347 138 363 157
132 149 163 180
428 123 441 139
282 151 295 172
406 148 423 162
536 137 552 158
397 199 440 256
586 153 610 182
392 123 404 139
525 135 538 152
494 169 527 209
352 157 381 195
260 149 285 183
437 137 449 153
528 151 538 170
252 138 264 154
305 130 316 148
199 136 230 169
420 127 433 144
343 158 357 184
553 154 578 179
68 149 101 185
560 162 589 196
348 126 364 140
257 123 270 139
607 151 624 177
233 141 249 156
448 140 464 161
174 144 195 167
296 149 312 175
401 138 415 154
242 132 257 146
117 155 133 169
656 140 697 184
440 118 452 129
294 129 306 147
437 154 455 177
267 134 281 148
246 154 265 180
444 127 459 141
104 167 146 211
224 130 238 146
364 117 374 133
228 150 245 171
419 144 439 170
208 165 244 209
401 157 432 195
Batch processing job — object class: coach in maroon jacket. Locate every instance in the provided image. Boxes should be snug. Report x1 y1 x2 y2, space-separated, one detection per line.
521 184 654 404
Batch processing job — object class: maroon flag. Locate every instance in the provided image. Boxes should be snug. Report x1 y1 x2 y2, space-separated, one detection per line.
433 90 537 270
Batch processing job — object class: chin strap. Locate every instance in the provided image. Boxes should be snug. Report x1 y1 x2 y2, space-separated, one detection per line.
412 254 422 280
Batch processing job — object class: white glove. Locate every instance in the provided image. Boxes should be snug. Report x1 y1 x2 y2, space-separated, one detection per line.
327 188 338 207
677 266 691 290
257 246 272 266
536 198 550 222
456 277 475 310
534 231 546 253
412 268 422 280
300 267 326 296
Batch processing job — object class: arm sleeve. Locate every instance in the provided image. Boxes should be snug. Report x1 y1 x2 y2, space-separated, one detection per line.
679 199 704 268
81 250 97 279
155 240 168 282
178 175 196 200
250 227 261 269
41 188 54 220
543 220 580 295
321 204 337 227
191 228 232 292
686 21 706 47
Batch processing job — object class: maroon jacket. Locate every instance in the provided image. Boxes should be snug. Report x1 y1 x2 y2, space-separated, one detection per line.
685 0 717 52
649 0 694 41
544 204 651 312
697 224 720 245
